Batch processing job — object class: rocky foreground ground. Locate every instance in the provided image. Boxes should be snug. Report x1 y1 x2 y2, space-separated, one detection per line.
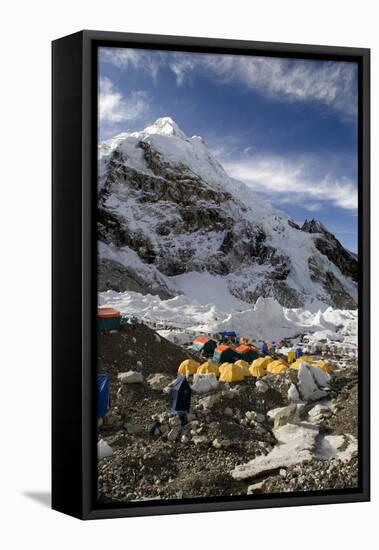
97 324 358 503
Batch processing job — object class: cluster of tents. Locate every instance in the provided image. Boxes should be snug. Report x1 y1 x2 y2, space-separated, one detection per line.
178 352 332 383
192 335 277 364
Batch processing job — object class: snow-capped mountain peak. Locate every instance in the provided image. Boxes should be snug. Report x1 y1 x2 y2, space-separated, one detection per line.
143 117 187 139
97 120 358 311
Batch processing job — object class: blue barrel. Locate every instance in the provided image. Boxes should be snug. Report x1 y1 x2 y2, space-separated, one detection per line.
97 374 109 418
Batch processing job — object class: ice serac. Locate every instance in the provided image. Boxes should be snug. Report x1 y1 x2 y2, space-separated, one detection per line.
97 117 358 309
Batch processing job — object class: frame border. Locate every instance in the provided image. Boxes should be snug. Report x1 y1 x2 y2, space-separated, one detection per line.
52 30 370 520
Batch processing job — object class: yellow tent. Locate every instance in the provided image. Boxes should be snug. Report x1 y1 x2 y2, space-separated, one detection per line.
219 363 245 382
267 359 288 374
219 362 230 374
178 359 200 376
287 350 296 363
197 361 220 377
234 359 251 376
249 363 266 377
290 356 314 370
251 356 272 370
313 360 333 374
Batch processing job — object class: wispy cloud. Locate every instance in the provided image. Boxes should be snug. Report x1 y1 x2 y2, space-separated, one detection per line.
99 47 162 82
221 154 357 211
99 48 357 118
204 56 358 117
98 77 149 123
169 57 197 86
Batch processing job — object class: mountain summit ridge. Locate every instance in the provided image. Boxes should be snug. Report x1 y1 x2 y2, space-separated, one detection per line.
97 118 358 310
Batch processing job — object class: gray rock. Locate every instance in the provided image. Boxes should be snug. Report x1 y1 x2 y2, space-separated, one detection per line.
192 435 208 446
255 380 269 393
125 422 143 435
147 373 171 390
273 404 299 429
288 383 302 403
247 481 266 494
169 415 182 427
167 427 181 441
118 370 144 384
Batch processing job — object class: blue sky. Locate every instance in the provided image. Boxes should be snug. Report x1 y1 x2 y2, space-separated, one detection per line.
98 47 358 252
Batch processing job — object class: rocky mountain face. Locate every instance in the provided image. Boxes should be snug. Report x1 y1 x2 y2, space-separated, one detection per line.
97 117 358 310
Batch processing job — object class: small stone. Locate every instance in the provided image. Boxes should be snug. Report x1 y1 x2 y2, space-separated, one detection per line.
167 427 181 441
192 435 208 446
247 481 265 494
224 407 233 417
255 380 269 393
169 415 182 427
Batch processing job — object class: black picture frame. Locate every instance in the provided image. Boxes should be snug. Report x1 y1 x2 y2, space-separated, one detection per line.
52 30 370 520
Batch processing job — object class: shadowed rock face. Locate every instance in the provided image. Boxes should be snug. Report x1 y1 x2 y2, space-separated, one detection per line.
98 258 173 299
301 219 358 283
97 133 357 309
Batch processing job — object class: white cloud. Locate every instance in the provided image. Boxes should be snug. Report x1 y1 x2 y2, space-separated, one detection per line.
169 57 197 86
222 154 357 210
204 56 357 116
99 47 161 81
98 77 149 123
99 47 357 117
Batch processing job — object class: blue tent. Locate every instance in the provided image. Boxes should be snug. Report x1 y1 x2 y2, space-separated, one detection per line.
169 376 191 413
296 347 303 359
219 331 237 338
97 374 109 418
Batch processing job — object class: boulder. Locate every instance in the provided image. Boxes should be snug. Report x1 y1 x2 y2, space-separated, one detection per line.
288 383 302 403
298 364 328 401
191 373 219 394
148 373 172 391
97 439 113 460
308 403 333 422
118 370 144 384
197 394 220 410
